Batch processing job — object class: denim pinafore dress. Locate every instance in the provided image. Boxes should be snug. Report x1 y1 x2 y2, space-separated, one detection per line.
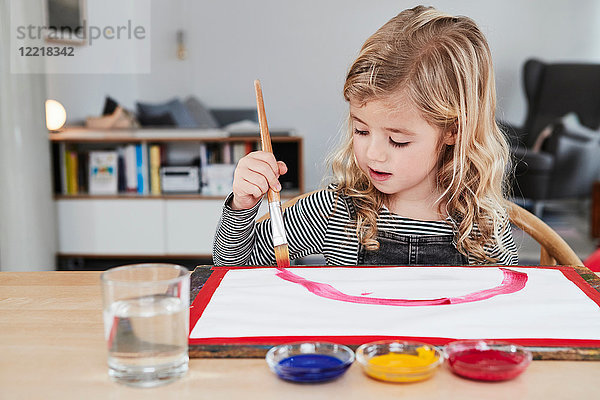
348 202 469 266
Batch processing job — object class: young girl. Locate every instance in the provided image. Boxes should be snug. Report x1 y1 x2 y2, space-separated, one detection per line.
213 5 518 266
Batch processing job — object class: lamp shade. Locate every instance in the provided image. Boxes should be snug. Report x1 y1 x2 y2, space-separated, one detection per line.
45 99 66 131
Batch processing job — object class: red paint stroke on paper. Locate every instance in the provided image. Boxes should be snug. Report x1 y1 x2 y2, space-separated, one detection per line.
275 268 527 306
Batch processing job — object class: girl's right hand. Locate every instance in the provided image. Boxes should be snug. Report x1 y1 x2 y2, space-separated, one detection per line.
230 151 288 210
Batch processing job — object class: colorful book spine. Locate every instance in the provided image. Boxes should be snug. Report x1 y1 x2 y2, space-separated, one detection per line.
116 147 126 193
77 151 88 193
244 141 254 155
64 149 71 194
232 142 246 164
59 143 67 194
136 144 146 194
125 144 137 192
222 142 232 164
141 142 149 194
68 151 78 194
149 144 161 195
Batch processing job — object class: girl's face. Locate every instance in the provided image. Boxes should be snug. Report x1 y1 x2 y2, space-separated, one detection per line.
351 92 453 205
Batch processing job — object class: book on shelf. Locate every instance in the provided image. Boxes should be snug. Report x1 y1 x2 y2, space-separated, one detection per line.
232 142 246 164
77 151 89 193
149 144 162 195
222 142 232 165
244 141 255 155
54 142 67 194
206 143 221 164
89 151 118 194
66 150 78 194
136 143 149 195
116 147 126 192
52 138 299 197
124 144 137 192
202 164 236 196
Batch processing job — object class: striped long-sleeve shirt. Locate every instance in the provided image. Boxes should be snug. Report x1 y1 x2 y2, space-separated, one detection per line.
212 186 518 266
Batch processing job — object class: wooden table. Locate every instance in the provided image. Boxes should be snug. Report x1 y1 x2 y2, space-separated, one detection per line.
1 271 599 399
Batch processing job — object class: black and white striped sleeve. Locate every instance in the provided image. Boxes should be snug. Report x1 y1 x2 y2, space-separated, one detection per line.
482 216 519 265
212 193 263 266
212 190 333 266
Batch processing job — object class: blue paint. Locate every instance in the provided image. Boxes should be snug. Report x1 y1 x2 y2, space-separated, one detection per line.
275 354 350 383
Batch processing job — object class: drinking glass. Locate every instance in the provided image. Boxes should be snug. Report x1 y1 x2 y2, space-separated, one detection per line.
101 263 190 387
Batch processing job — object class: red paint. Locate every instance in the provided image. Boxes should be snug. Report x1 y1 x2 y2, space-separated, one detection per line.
188 268 228 334
275 256 290 268
274 268 527 306
447 348 531 381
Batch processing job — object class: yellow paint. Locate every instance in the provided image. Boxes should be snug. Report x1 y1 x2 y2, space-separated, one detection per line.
365 347 439 382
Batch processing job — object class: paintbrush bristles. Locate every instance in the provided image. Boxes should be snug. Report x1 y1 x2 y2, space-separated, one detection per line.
274 244 291 268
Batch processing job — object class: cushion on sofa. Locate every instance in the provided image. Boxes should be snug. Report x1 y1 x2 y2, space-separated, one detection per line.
136 98 198 128
137 111 176 127
183 96 219 129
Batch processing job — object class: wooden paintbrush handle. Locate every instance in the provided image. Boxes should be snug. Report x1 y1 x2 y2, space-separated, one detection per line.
254 79 280 203
254 80 273 153
267 189 280 203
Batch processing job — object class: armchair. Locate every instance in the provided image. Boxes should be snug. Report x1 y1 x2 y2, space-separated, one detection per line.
503 59 600 215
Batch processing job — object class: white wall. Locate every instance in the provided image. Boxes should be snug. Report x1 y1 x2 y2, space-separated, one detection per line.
1 0 56 271
47 0 600 191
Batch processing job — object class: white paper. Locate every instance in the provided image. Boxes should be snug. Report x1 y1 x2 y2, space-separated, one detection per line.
190 267 600 341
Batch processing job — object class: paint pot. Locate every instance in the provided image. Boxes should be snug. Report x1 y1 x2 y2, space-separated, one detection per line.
265 342 354 383
356 340 443 383
445 340 532 381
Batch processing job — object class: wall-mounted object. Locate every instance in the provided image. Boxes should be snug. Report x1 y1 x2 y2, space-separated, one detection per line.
43 0 87 45
45 99 67 131
177 30 187 60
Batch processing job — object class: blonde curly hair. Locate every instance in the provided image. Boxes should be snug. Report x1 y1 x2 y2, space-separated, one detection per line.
329 5 511 262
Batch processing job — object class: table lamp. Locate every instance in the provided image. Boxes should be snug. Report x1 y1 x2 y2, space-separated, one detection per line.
46 99 67 131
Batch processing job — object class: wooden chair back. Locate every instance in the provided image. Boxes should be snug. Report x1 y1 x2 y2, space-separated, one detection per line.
257 191 584 266
509 202 583 266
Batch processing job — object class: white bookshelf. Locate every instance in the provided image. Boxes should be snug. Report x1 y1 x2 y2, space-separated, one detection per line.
50 128 303 262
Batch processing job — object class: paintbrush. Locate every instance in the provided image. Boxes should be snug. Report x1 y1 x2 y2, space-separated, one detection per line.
254 79 290 268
